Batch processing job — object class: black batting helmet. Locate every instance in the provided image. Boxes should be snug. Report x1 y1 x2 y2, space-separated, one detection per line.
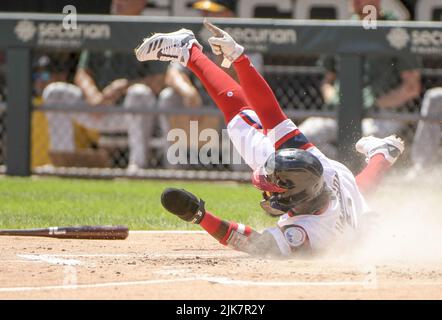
252 148 330 216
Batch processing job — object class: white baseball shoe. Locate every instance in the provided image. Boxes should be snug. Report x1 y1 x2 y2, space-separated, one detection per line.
356 135 405 164
134 28 202 66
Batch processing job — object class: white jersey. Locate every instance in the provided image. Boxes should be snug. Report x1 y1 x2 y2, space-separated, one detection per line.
276 147 370 252
227 110 371 255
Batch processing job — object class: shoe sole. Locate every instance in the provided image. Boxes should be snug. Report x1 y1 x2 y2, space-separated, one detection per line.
356 135 404 155
135 29 194 59
382 135 405 153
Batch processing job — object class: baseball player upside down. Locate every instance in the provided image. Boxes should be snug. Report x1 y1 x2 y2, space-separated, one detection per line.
135 21 404 257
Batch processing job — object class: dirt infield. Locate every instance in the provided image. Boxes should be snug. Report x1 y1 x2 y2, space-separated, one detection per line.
1 231 441 300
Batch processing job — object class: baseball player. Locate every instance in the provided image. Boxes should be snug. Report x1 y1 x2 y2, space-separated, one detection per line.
135 21 404 257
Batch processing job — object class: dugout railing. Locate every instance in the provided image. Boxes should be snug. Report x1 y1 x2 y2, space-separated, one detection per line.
0 14 442 179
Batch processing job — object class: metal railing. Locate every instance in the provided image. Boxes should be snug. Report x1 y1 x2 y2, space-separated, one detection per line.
0 14 441 178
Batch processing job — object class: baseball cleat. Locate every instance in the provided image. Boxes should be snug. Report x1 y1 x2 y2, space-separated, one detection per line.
161 188 206 224
134 28 202 66
356 135 405 164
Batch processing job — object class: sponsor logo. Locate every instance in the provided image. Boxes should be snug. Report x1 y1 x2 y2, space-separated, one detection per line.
198 26 296 52
14 20 37 42
15 19 111 48
410 30 442 54
283 226 306 248
387 27 442 54
387 27 410 50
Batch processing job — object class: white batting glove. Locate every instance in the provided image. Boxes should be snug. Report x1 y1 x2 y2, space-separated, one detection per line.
204 19 244 68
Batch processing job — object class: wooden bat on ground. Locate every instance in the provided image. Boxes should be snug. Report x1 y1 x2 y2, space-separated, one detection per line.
0 225 129 240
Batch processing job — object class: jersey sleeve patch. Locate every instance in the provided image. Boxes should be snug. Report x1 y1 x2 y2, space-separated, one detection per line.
283 226 307 248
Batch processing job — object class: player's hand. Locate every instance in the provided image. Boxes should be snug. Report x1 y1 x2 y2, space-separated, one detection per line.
102 79 129 103
85 92 109 121
322 83 337 105
204 19 244 68
86 92 105 107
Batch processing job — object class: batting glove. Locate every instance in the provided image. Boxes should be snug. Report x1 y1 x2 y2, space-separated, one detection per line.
204 19 244 68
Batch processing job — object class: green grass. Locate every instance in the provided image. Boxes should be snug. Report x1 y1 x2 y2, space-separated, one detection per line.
0 176 275 230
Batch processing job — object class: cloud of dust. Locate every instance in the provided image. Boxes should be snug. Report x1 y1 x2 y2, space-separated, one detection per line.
344 172 442 265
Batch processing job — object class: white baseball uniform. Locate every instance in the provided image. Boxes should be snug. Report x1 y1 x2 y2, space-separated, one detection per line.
227 109 371 255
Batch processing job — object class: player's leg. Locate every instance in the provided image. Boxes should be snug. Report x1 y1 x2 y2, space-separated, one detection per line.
204 21 312 150
123 84 157 170
233 54 313 150
186 45 251 124
235 56 315 155
135 29 275 169
233 55 287 130
161 188 288 257
135 29 250 124
186 44 281 169
203 21 286 130
410 88 442 171
186 46 285 169
355 135 404 195
43 82 83 152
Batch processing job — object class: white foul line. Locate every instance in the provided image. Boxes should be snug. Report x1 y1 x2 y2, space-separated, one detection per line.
14 252 240 259
1 276 441 293
17 254 82 266
0 276 368 293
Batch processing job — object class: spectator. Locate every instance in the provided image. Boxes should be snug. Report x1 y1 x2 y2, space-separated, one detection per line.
33 54 73 99
298 0 422 160
193 0 236 17
43 0 202 170
32 53 74 168
0 52 5 166
407 87 442 178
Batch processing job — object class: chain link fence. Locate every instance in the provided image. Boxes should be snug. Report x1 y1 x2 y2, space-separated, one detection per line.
22 49 442 179
266 53 442 162
30 48 240 177
30 50 331 176
0 14 441 180
0 50 6 170
265 54 329 114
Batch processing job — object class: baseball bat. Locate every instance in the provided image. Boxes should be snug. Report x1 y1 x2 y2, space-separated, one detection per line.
0 225 129 240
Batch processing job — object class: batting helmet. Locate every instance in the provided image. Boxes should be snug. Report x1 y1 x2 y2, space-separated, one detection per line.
252 148 330 216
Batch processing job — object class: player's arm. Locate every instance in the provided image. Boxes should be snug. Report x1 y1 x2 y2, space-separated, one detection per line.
75 69 129 106
165 65 202 108
74 68 105 106
375 70 421 109
102 79 130 103
161 188 310 258
317 55 338 105
249 226 311 257
204 20 287 131
74 50 106 106
321 71 337 105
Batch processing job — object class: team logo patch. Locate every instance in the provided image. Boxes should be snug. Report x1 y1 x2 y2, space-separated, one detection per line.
283 226 306 247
